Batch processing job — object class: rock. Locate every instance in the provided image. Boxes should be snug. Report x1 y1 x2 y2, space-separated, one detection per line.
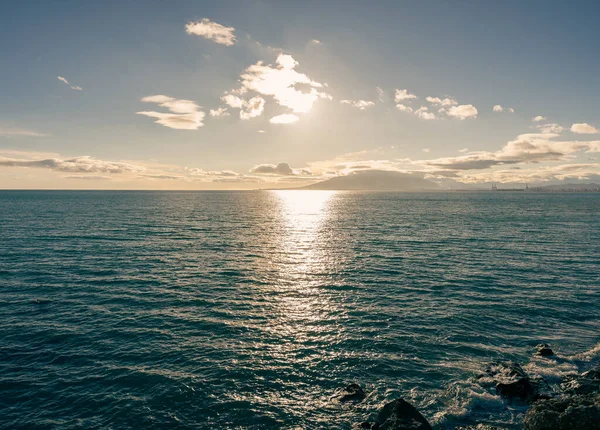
535 344 554 357
524 394 600 430
561 367 600 395
370 398 432 430
478 362 536 400
455 425 508 430
334 383 367 403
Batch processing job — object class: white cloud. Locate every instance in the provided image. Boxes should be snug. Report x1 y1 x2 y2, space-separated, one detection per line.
222 94 244 109
536 123 565 133
571 123 599 134
269 113 299 124
415 106 436 120
376 87 386 102
209 107 229 117
137 95 205 130
310 39 322 45
492 104 514 113
458 148 469 153
57 76 83 91
257 130 266 133
426 96 457 106
422 148 431 153
396 104 413 113
221 94 266 120
228 54 331 116
0 128 46 137
533 115 546 122
394 89 417 102
447 104 478 120
340 99 376 110
185 18 236 46
240 96 265 120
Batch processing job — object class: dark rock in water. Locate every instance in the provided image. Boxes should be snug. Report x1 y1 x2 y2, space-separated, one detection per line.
456 425 508 430
535 344 554 357
478 362 536 400
369 398 432 430
334 383 366 403
561 367 600 395
524 394 600 430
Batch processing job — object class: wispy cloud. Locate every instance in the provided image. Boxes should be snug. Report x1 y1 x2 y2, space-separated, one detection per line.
0 128 46 137
536 123 565 133
396 104 413 113
340 99 376 110
185 18 236 46
422 133 600 170
533 115 546 122
394 90 477 121
137 95 205 130
209 107 229 117
64 175 111 180
57 76 83 91
0 155 144 174
426 96 457 106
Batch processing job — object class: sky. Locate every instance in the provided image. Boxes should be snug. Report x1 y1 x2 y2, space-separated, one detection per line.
1 0 600 189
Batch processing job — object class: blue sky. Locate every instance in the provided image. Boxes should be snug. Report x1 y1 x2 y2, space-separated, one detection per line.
1 0 599 189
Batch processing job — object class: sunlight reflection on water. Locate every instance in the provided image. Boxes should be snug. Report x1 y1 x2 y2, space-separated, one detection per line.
267 190 340 338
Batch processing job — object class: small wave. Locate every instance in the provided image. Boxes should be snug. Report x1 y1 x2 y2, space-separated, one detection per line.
566 342 600 365
431 379 512 429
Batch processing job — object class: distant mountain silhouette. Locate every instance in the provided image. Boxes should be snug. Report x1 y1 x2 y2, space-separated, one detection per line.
541 183 599 191
299 170 440 191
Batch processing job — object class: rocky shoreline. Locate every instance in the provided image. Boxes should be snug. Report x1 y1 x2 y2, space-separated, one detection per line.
336 344 600 429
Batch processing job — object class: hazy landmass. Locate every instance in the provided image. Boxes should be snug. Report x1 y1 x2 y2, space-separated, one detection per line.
540 183 599 191
298 170 440 191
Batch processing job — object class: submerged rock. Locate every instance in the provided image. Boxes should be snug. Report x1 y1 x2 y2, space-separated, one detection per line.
334 383 367 403
535 344 555 357
367 398 432 430
478 362 536 400
524 394 600 430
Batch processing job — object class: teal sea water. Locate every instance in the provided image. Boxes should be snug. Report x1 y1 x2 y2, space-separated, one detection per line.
1 190 599 429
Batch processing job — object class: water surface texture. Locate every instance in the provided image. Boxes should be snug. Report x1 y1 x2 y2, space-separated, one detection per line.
1 191 599 428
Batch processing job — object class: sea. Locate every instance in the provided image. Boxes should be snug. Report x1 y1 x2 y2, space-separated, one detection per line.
1 190 599 429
